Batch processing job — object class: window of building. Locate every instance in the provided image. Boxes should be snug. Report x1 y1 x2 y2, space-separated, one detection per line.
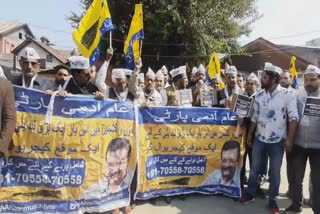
19 32 23 40
46 55 53 62
39 59 46 69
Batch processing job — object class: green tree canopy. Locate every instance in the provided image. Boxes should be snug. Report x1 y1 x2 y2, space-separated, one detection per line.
68 0 260 69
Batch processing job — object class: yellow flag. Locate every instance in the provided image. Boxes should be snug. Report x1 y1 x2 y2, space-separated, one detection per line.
72 0 113 65
289 56 298 88
208 52 225 89
124 4 144 69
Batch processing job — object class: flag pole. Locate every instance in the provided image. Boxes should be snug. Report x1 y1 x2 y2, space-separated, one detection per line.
139 40 143 58
109 31 112 48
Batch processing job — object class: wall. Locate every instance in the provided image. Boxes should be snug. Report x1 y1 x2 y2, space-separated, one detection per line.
0 29 29 54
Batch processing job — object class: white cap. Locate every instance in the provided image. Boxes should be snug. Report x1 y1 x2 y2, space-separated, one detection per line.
146 67 156 78
191 67 198 75
0 66 7 79
226 66 237 75
305 64 320 75
197 64 206 74
179 65 187 76
161 65 168 75
19 47 40 62
170 66 187 78
156 70 164 80
124 69 133 76
112 69 126 83
264 62 283 75
138 73 145 81
69 56 90 69
247 72 259 83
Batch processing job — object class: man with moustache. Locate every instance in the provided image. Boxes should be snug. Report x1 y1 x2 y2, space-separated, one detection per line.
237 73 246 94
12 47 55 91
155 70 165 93
110 68 135 103
285 65 320 214
240 73 268 196
191 64 212 107
240 63 299 214
59 56 104 99
160 65 171 89
280 70 294 92
45 65 71 95
163 66 191 107
279 70 297 199
81 138 133 213
202 140 241 187
217 66 242 108
188 67 198 88
241 72 259 186
131 68 163 107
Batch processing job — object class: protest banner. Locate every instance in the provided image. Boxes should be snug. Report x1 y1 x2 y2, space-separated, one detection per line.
303 97 320 117
0 86 136 213
136 107 245 200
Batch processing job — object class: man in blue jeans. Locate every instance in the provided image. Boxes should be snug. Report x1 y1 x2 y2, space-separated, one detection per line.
240 63 299 214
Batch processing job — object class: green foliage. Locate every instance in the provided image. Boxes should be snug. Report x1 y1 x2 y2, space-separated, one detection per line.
68 0 260 68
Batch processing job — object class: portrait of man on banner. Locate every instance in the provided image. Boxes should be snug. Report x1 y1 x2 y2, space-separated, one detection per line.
81 138 134 199
202 140 241 187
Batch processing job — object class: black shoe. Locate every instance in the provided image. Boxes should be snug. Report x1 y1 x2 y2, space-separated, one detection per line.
285 204 302 213
303 198 312 207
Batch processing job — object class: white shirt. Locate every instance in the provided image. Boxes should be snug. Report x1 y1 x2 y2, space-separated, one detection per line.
251 84 299 143
94 61 110 97
136 88 163 107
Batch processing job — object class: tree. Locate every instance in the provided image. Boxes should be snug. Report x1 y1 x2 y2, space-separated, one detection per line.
68 0 260 69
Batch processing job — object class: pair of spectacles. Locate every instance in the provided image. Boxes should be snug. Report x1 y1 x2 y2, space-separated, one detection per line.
21 61 38 67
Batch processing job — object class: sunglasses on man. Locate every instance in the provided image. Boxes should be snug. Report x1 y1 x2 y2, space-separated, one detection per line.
20 60 39 67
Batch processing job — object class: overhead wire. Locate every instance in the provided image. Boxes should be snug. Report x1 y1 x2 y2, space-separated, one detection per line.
1 18 320 59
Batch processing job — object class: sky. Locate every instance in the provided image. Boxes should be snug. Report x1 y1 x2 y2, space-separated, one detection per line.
2 0 320 50
240 0 320 46
0 0 81 50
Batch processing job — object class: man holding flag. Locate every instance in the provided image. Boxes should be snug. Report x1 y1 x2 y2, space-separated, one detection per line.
72 0 113 66
208 52 225 89
124 4 144 70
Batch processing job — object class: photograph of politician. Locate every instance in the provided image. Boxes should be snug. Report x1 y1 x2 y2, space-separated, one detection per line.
202 140 241 187
81 138 134 200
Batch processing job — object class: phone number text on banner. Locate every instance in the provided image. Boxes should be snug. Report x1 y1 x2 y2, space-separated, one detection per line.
136 107 245 200
0 86 136 214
